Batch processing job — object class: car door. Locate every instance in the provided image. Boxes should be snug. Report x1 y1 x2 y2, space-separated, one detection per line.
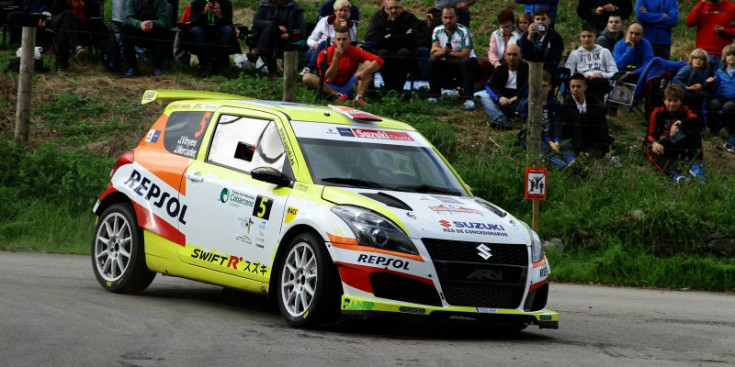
180 109 292 283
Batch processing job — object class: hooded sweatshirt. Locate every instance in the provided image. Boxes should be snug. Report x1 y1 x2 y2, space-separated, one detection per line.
596 29 623 54
566 44 618 78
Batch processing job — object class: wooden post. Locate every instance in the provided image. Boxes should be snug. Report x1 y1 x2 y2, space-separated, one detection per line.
15 26 36 146
527 61 544 232
282 51 298 102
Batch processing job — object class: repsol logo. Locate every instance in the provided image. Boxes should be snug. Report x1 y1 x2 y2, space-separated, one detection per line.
357 254 410 271
123 169 188 224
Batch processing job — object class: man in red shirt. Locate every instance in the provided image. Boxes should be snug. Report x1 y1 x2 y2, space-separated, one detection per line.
302 26 384 104
686 0 735 72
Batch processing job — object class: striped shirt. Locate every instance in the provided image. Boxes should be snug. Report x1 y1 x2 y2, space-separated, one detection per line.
432 24 476 59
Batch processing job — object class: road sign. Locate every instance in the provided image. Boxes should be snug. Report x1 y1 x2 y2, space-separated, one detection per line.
525 167 547 200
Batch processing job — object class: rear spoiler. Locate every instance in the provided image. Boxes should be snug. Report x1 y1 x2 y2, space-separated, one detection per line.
141 89 251 105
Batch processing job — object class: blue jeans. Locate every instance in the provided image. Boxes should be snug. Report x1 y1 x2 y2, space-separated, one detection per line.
189 25 233 72
541 141 577 167
306 41 327 70
477 90 517 123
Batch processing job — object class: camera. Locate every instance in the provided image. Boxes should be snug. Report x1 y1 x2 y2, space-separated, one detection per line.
536 25 546 33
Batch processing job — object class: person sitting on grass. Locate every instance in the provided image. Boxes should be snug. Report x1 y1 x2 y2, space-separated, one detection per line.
302 26 384 104
562 73 621 166
121 0 170 77
478 44 527 129
565 23 618 103
520 72 577 167
644 85 705 184
707 44 735 153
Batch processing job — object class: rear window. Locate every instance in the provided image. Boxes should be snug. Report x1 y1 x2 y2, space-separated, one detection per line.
164 111 213 158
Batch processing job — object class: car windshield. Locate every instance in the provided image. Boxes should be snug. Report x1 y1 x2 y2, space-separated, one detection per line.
298 137 466 195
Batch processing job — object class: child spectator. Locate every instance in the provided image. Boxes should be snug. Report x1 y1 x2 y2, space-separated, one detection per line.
562 73 620 165
517 12 532 33
707 44 735 153
520 72 576 167
645 85 706 183
672 48 711 115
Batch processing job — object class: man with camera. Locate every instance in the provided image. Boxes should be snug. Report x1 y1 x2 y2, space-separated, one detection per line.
519 7 562 82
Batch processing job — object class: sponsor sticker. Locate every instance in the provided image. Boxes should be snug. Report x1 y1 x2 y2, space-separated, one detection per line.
438 220 508 237
476 307 498 314
342 299 375 311
285 207 298 224
357 254 410 271
429 204 482 215
145 129 161 143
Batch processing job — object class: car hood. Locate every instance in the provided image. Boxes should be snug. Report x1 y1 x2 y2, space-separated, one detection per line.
321 187 529 244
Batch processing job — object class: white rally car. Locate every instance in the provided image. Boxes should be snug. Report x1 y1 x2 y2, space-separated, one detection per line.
92 90 558 329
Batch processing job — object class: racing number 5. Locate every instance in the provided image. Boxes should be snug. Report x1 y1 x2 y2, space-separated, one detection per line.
253 196 273 220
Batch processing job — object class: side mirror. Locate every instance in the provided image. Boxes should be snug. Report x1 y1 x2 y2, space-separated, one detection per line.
251 167 293 187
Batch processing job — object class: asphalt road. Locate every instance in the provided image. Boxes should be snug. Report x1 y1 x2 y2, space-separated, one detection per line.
1 252 733 367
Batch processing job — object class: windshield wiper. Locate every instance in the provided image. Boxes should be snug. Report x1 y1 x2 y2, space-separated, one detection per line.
320 177 384 188
393 184 461 196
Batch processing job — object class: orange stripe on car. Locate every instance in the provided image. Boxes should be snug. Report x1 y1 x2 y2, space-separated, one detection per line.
327 233 424 262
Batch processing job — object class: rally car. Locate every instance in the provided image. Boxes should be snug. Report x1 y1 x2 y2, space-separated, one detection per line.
91 89 559 329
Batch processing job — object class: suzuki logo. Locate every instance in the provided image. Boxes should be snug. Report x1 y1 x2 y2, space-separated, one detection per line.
477 244 492 260
439 220 452 228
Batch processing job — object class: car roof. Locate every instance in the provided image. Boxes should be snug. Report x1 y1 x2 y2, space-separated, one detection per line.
143 89 417 131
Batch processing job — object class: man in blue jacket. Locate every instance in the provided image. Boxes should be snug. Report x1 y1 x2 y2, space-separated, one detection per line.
614 22 654 82
636 0 678 59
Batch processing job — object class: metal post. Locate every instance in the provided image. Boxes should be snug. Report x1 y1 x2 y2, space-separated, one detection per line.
282 51 298 102
14 26 36 146
527 61 544 232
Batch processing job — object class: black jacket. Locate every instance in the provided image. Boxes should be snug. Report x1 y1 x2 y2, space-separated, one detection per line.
190 0 232 27
486 61 529 100
519 29 563 73
562 93 610 153
252 0 304 42
367 8 429 51
577 0 632 32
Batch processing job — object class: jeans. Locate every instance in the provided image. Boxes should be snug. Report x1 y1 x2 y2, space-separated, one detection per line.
477 90 517 123
189 25 233 72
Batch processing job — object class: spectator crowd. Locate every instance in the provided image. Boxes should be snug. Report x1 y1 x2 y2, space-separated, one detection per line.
3 0 735 183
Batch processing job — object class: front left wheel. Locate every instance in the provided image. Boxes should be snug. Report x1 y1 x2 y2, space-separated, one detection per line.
275 232 340 327
92 203 155 293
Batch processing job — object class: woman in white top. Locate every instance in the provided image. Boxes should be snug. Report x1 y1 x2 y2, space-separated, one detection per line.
488 9 521 68
305 0 358 71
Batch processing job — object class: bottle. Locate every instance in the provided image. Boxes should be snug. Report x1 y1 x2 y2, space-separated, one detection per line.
207 0 216 25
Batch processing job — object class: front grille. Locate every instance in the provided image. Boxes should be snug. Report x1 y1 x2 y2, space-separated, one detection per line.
422 238 528 265
422 238 529 308
441 283 525 309
370 272 442 306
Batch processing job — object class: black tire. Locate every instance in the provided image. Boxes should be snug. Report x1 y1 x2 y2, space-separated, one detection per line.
275 232 340 327
91 203 155 293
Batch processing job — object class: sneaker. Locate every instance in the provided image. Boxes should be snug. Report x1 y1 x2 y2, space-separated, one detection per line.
353 95 366 105
56 65 67 74
299 67 311 76
153 68 163 76
608 156 622 167
427 97 439 104
124 67 139 77
74 45 86 58
672 173 691 185
689 164 705 182
488 119 512 129
464 99 476 110
336 93 349 102
723 142 735 154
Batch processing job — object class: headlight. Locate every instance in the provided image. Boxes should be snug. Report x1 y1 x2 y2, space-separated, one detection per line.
521 221 544 263
331 206 418 255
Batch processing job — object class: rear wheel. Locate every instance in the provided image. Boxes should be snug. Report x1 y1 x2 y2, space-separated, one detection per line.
92 203 155 293
276 233 340 327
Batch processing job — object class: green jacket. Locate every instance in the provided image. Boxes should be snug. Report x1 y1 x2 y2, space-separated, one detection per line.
126 0 170 29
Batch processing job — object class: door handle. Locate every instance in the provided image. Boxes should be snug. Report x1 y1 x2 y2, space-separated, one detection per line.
186 171 204 182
